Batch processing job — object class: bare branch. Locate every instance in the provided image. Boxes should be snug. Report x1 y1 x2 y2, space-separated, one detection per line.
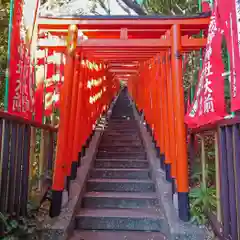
116 0 131 15
120 0 147 15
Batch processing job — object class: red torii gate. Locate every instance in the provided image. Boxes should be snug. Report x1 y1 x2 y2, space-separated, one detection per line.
37 15 210 220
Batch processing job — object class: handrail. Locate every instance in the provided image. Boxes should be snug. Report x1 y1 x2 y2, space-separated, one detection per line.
0 111 58 132
0 111 58 237
189 116 240 133
189 116 240 239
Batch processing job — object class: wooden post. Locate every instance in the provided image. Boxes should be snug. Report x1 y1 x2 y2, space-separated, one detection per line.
232 124 240 239
170 24 189 221
28 127 36 198
200 135 206 188
50 24 78 218
218 127 230 238
225 126 238 240
214 131 221 222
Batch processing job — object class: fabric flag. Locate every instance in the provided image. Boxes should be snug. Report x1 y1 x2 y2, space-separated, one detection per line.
218 0 240 111
185 4 226 128
34 49 46 122
202 0 211 12
8 0 40 119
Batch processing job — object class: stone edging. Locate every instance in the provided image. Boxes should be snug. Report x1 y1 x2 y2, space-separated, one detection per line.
131 100 206 240
39 94 119 240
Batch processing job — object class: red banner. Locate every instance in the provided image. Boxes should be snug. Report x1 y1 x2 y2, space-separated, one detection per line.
218 0 240 111
185 5 226 128
8 0 40 119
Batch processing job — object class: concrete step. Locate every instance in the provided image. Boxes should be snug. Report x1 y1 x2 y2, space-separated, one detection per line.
70 231 167 240
82 192 158 209
75 208 164 232
90 168 151 179
87 179 155 192
95 159 149 169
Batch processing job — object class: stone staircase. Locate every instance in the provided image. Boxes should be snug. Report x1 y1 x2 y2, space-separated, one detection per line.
70 90 167 239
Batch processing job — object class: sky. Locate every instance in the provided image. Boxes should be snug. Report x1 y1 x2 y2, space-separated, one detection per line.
39 0 138 16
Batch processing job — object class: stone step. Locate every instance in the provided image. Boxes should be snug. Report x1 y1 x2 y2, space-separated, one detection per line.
100 137 142 142
100 142 143 147
99 142 143 147
104 126 139 132
82 192 158 209
70 231 167 240
101 132 140 136
107 120 137 124
97 151 145 155
105 129 139 132
90 168 151 179
101 135 142 141
98 146 145 152
96 153 146 160
95 159 149 169
75 208 164 232
103 133 140 137
87 179 155 192
106 125 136 128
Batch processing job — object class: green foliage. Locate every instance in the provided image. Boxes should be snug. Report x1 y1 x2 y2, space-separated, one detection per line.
143 0 199 15
191 161 215 183
189 135 217 226
0 0 10 108
190 184 217 225
0 207 37 239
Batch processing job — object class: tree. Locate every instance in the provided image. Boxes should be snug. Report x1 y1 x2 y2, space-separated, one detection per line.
0 0 10 108
143 0 199 15
88 0 199 16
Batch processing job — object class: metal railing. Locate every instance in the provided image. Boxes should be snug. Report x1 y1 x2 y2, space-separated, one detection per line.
189 118 240 240
0 112 57 233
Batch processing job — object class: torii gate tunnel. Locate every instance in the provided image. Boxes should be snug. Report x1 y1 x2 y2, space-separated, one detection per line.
38 15 210 221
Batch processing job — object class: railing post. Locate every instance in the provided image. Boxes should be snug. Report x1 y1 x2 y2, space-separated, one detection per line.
170 24 190 221
15 124 24 218
50 24 78 217
225 126 238 239
39 129 45 190
214 131 221 223
218 126 230 238
232 124 240 235
200 135 206 188
0 120 10 213
7 122 18 214
20 125 31 216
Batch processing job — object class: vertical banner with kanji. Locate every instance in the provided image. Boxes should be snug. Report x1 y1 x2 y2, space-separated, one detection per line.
218 0 240 111
7 0 40 119
185 4 226 128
